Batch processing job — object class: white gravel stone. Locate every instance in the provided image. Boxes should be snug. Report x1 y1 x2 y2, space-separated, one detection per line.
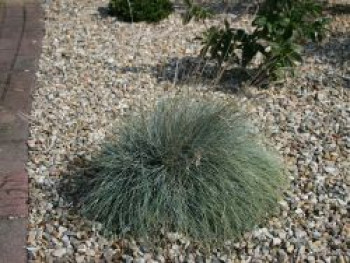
52 248 66 257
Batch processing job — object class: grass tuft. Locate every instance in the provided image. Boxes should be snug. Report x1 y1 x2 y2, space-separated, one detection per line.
77 96 285 244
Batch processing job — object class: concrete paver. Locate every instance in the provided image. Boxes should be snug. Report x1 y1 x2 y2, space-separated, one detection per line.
0 0 43 262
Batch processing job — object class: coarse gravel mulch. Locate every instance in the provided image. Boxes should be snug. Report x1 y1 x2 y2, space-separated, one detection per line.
27 0 349 262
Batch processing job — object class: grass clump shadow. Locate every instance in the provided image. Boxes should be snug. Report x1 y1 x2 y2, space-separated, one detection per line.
72 96 286 245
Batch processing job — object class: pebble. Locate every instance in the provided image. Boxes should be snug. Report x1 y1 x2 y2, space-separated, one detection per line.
272 238 282 246
52 248 66 257
313 231 322 240
75 255 85 263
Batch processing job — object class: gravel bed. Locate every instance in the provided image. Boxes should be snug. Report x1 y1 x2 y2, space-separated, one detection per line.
27 0 349 262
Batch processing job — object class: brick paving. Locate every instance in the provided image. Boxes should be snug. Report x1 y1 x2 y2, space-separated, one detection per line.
0 0 44 262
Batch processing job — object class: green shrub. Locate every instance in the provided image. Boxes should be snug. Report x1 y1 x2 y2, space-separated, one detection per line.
77 97 285 244
254 0 329 44
185 0 329 86
199 20 265 68
108 0 174 23
252 0 330 81
182 0 213 24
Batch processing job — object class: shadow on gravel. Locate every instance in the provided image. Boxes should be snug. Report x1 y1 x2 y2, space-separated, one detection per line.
173 0 258 15
325 3 350 15
57 157 92 209
97 6 110 19
156 56 255 90
304 30 350 88
95 0 258 21
306 32 350 63
117 55 253 93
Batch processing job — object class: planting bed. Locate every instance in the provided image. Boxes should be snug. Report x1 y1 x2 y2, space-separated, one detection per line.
27 0 349 262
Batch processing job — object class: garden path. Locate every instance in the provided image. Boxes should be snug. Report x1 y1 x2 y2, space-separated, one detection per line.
0 0 43 262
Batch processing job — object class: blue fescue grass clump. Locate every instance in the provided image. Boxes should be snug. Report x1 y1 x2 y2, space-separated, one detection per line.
78 97 285 244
